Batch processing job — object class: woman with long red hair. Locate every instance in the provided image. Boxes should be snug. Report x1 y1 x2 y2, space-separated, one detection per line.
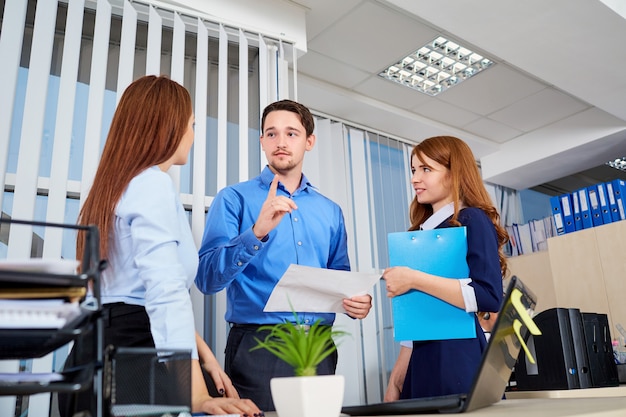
383 136 507 401
62 75 261 417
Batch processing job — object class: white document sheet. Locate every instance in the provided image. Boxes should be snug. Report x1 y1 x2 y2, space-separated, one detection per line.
0 299 82 329
263 264 381 313
0 258 79 274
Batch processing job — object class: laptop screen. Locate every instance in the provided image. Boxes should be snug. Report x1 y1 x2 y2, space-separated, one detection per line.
465 275 538 411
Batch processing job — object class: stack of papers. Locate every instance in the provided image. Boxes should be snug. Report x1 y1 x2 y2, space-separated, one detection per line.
0 258 84 329
0 299 81 329
0 258 79 274
110 404 192 417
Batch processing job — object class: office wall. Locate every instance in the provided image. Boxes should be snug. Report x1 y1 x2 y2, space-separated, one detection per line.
520 189 552 224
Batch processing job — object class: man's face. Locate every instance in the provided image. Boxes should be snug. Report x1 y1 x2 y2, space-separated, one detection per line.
260 110 315 174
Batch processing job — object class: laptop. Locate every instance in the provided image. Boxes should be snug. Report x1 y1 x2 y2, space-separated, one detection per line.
342 275 539 415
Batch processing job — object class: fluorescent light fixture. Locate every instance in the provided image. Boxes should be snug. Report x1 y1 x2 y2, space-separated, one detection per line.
607 157 626 171
379 36 494 96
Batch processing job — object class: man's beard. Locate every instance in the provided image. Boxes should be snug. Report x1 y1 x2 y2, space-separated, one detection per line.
269 156 296 172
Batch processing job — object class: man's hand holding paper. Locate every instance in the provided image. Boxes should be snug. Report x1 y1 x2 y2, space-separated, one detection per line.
342 292 373 319
264 264 380 315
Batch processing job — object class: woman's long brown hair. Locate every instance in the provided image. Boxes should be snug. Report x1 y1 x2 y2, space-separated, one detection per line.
76 75 192 262
408 136 509 277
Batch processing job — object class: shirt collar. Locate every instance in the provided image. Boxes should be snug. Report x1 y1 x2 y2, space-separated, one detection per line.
260 165 313 195
421 202 455 230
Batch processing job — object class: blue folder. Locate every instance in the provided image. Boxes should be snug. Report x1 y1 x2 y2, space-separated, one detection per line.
596 183 613 225
606 181 621 222
587 186 604 227
571 191 583 231
610 179 626 221
387 227 476 341
560 194 575 233
577 188 593 229
549 195 565 235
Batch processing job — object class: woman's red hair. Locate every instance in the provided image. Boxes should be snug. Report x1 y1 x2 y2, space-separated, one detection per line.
77 75 192 261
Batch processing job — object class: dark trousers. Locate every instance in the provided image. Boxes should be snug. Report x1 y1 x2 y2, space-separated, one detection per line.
225 324 339 411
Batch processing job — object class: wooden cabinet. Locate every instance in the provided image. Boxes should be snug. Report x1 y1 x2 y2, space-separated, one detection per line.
508 220 626 335
595 221 626 337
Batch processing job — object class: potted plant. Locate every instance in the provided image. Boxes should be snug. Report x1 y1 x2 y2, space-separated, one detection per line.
251 312 349 417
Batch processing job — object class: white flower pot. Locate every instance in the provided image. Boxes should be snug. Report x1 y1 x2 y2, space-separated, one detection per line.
270 374 345 417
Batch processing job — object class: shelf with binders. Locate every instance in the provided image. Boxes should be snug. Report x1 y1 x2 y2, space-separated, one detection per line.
549 179 626 238
0 218 107 397
505 215 557 257
507 219 626 348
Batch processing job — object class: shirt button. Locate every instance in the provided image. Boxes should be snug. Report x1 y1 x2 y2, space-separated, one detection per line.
297 241 302 246
237 261 243 266
294 217 298 222
253 245 259 250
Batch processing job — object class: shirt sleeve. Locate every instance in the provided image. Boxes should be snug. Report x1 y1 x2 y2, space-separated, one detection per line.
460 278 478 312
194 187 266 294
459 208 503 313
326 205 351 271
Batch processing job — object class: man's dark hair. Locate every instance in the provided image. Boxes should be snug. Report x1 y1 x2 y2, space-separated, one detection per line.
261 99 315 137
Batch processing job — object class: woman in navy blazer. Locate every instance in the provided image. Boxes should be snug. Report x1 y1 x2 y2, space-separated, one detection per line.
383 136 508 400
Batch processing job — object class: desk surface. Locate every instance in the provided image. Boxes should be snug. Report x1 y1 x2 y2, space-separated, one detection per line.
265 397 626 417
452 397 626 416
506 385 626 399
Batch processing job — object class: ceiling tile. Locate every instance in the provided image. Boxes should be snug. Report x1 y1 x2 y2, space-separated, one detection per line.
352 76 430 110
489 88 590 132
412 100 481 127
298 49 371 89
307 2 437 73
437 64 546 116
463 117 522 143
293 0 362 40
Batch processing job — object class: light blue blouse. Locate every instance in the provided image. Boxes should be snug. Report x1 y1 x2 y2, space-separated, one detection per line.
101 166 199 358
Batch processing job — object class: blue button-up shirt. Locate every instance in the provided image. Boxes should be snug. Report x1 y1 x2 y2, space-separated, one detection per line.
195 166 350 326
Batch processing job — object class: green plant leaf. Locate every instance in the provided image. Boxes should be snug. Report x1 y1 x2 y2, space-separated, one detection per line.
250 311 350 376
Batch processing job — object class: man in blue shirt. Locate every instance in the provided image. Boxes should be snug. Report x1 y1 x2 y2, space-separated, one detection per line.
195 99 373 410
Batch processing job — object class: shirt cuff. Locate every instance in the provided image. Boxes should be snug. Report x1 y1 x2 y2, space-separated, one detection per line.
400 340 413 348
240 227 266 253
460 278 478 313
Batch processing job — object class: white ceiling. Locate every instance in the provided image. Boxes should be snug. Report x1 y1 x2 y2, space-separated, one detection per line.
291 0 626 191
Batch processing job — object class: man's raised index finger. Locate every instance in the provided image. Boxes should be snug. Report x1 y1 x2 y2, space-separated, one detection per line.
268 175 279 197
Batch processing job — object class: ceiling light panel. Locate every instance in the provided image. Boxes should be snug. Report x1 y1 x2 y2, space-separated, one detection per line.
607 157 626 171
379 36 494 96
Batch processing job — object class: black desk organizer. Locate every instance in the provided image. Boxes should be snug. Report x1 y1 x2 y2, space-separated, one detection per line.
0 218 106 412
